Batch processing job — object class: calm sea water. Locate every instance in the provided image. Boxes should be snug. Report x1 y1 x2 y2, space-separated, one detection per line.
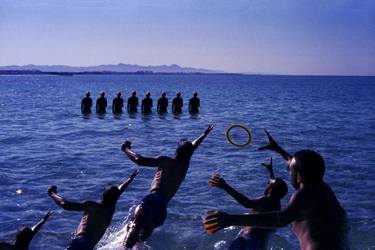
0 74 374 250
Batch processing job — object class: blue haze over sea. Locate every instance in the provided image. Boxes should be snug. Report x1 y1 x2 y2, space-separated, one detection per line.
0 74 374 249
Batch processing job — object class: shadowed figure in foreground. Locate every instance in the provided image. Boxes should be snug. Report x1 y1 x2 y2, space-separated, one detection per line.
209 158 287 250
0 211 52 250
204 129 347 250
121 124 214 248
81 91 92 114
47 170 139 250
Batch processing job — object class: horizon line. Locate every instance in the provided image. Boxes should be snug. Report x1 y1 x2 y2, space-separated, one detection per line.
0 63 374 77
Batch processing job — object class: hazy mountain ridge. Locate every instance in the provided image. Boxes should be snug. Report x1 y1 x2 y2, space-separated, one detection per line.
0 63 220 73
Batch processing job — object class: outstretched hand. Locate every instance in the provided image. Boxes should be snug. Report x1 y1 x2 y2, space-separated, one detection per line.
204 124 214 135
203 211 230 234
261 157 273 171
43 211 53 221
129 169 140 180
47 185 57 196
209 174 227 189
258 129 280 152
121 140 132 152
262 157 275 180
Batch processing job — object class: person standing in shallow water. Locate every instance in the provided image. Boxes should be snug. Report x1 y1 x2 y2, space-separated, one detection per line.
0 211 52 250
189 92 200 113
47 170 139 250
204 129 348 250
172 92 183 113
96 91 107 113
209 158 288 250
121 124 214 248
157 92 168 113
81 91 92 113
112 91 124 114
127 90 138 113
141 92 153 114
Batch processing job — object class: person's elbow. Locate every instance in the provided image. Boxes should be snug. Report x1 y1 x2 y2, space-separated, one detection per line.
60 200 71 210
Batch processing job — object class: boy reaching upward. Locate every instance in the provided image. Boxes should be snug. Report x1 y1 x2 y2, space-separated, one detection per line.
209 158 288 250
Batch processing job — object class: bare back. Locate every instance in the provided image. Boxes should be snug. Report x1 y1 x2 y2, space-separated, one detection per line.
291 183 346 250
150 156 189 202
75 201 116 245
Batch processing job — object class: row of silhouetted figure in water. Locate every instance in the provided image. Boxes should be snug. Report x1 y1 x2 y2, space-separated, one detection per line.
81 91 200 114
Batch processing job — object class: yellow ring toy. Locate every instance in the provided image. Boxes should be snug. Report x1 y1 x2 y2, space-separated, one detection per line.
226 124 252 147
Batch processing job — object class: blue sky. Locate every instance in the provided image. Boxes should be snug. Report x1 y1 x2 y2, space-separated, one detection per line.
0 0 374 75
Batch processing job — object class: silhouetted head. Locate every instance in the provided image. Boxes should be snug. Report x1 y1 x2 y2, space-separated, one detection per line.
193 92 198 97
288 150 325 189
102 185 120 207
86 91 90 97
176 92 181 97
15 226 33 248
146 92 151 97
175 139 194 163
100 91 105 97
117 91 121 97
132 90 136 96
162 92 166 97
264 178 288 199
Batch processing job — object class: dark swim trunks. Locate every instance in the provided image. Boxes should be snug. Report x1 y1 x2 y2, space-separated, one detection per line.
140 192 167 227
229 235 264 250
66 235 94 250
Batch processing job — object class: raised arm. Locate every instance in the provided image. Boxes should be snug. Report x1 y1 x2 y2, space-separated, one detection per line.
262 157 275 180
203 190 304 234
121 141 163 167
118 169 140 194
258 129 291 161
192 124 214 150
209 174 263 209
47 186 88 211
31 211 53 236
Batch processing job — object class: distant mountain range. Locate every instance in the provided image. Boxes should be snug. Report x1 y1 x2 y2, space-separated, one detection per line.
0 63 220 74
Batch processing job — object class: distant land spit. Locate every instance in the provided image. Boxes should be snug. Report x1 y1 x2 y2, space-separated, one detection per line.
0 63 221 74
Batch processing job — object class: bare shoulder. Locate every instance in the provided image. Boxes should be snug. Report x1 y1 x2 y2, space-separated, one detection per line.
157 156 175 164
82 200 101 210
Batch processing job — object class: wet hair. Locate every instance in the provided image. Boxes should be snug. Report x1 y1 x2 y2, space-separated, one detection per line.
175 139 194 163
132 90 136 96
266 178 288 199
293 150 325 184
86 91 90 97
193 92 198 96
100 91 105 97
162 92 166 97
117 91 121 96
15 226 33 248
102 185 120 206
146 92 151 97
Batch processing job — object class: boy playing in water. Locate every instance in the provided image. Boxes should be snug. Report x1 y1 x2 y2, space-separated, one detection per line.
209 158 288 250
121 124 214 248
204 129 347 250
47 170 139 250
0 211 52 250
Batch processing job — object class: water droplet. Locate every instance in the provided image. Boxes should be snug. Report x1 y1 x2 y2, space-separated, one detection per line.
16 189 22 194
